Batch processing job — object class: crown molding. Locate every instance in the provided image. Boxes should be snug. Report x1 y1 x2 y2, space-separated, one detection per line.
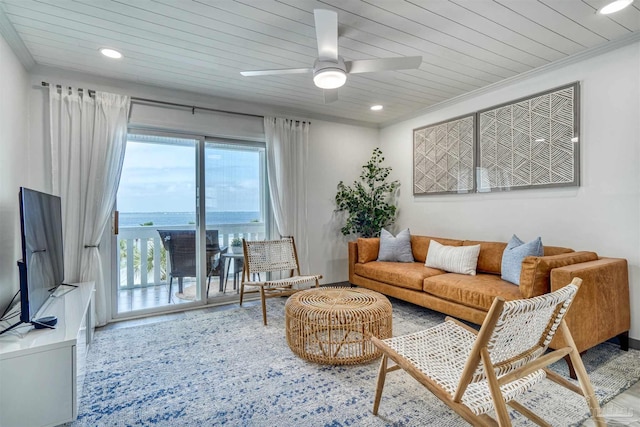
380 32 640 129
0 4 35 70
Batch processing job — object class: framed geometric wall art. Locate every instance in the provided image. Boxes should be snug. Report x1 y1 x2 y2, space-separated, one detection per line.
477 82 580 192
413 114 475 195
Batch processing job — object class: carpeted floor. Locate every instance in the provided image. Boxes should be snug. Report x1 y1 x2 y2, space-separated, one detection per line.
72 297 640 426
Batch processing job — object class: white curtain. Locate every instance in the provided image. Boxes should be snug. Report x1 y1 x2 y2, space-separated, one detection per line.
49 87 130 326
264 117 311 272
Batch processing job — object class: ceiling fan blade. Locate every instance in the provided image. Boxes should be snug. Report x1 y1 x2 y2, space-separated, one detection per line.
240 68 312 77
346 56 422 74
314 9 339 61
324 89 339 104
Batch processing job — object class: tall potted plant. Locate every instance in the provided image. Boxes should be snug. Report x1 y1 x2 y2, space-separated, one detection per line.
335 148 400 238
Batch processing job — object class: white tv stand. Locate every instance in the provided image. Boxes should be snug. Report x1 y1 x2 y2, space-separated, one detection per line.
0 282 94 427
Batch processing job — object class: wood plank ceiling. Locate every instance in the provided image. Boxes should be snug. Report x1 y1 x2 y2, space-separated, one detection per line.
1 0 638 125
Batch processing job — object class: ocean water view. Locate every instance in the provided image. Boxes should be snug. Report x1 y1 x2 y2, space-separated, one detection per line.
120 211 261 227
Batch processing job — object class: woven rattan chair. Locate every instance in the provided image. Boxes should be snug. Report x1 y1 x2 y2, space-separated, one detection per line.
158 230 226 302
371 277 605 427
240 237 322 325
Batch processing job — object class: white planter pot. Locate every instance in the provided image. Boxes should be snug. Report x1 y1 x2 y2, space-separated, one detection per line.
231 245 243 254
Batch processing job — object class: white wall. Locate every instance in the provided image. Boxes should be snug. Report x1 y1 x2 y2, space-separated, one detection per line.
307 121 378 283
0 32 29 313
380 42 640 339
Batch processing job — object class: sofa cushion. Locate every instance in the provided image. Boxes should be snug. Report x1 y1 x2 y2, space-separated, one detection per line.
501 235 543 285
426 241 481 275
354 261 445 291
423 273 523 311
519 251 599 298
463 240 507 274
377 228 414 262
411 235 464 263
357 238 380 263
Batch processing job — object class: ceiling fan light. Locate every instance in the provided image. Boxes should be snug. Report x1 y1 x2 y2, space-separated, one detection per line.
598 0 633 14
313 69 347 89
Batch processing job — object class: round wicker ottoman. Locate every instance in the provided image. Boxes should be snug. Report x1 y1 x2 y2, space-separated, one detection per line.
285 287 392 365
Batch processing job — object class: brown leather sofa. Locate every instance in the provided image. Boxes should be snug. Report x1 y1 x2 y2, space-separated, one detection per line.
349 235 630 363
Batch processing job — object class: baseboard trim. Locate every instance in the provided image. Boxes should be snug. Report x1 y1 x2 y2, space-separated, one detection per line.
629 337 640 350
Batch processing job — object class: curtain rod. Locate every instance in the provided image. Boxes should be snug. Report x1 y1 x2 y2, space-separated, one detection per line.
41 81 264 119
132 97 264 119
42 81 95 96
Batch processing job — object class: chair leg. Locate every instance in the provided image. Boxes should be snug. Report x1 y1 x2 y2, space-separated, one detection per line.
563 355 577 380
168 277 173 303
481 347 511 427
260 286 267 326
560 322 605 426
373 354 388 415
570 349 604 425
239 283 244 306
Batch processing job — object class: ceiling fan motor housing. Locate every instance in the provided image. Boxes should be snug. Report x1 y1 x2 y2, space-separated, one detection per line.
313 57 347 74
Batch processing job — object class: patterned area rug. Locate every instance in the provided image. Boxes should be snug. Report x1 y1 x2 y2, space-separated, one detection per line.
72 297 640 426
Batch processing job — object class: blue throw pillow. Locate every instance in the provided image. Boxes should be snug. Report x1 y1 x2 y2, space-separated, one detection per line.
377 228 414 262
501 235 543 285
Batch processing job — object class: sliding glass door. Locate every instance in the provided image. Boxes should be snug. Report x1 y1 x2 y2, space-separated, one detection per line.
204 140 267 297
112 132 268 317
114 133 202 316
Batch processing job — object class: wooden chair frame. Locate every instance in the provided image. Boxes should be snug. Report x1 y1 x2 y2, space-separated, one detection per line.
240 236 322 325
371 278 605 427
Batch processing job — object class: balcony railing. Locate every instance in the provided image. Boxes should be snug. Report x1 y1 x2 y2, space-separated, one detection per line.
118 223 266 289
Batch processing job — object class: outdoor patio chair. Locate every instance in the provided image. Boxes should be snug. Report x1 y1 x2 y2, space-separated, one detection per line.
157 230 227 302
371 277 605 427
240 236 322 325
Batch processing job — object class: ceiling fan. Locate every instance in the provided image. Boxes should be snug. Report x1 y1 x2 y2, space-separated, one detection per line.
240 9 422 103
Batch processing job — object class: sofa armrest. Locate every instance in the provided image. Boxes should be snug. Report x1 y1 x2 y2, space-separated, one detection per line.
348 241 358 284
519 251 598 298
549 257 630 352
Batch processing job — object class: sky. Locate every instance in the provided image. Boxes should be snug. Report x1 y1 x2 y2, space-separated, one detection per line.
117 139 262 213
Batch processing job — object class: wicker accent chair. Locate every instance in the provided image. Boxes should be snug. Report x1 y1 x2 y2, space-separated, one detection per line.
157 230 226 302
240 237 322 325
371 277 605 427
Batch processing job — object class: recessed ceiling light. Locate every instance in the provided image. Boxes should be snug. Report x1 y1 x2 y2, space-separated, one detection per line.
598 0 633 14
100 48 123 59
370 105 383 111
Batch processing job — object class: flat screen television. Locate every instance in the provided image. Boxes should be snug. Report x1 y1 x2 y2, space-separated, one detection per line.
1 188 66 334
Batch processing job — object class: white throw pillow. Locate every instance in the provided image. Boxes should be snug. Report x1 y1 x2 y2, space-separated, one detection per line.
425 240 481 276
